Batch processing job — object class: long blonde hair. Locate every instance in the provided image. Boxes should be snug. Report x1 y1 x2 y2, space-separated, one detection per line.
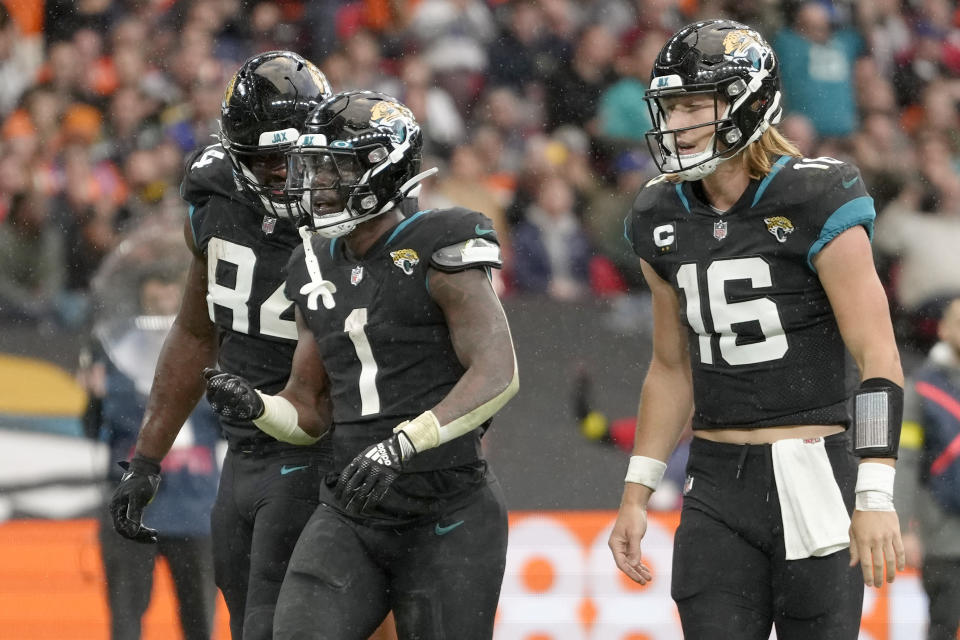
741 126 802 179
665 126 802 182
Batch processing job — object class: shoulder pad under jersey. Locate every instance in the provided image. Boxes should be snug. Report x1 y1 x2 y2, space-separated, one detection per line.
180 143 240 206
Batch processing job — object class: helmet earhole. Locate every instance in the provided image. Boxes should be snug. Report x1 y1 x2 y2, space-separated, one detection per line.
727 79 747 97
360 195 378 210
368 147 387 163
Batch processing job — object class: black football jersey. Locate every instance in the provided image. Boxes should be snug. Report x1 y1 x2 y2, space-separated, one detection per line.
626 155 877 430
183 143 301 443
285 207 502 520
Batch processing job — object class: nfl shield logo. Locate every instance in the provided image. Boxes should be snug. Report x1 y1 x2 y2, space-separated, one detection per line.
713 220 728 240
350 266 364 286
683 475 695 495
261 216 277 235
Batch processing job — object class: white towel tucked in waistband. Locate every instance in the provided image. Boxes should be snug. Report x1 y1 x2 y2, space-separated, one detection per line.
771 437 850 560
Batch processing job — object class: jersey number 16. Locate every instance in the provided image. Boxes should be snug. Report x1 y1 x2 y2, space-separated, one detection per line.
676 257 788 366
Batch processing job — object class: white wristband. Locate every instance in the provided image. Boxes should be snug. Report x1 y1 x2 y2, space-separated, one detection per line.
625 455 667 491
855 462 896 512
253 392 321 446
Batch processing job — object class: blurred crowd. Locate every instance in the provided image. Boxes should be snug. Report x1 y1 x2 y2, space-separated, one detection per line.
2 0 960 361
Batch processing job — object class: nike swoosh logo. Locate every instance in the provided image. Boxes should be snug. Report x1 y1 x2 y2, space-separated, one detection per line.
475 224 494 235
280 464 309 475
434 520 464 536
842 176 859 189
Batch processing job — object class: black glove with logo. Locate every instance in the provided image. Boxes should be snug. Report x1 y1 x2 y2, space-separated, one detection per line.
203 368 264 420
335 432 417 514
108 454 162 544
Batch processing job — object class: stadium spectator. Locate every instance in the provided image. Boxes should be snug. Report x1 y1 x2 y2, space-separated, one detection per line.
874 133 960 354
583 149 653 293
486 0 567 93
407 0 496 110
544 22 617 132
774 1 863 138
84 231 220 640
0 189 65 327
894 298 960 640
0 3 43 118
510 174 592 300
597 29 665 146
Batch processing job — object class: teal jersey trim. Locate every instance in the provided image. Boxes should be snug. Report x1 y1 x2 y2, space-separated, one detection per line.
622 214 631 246
186 204 200 249
806 195 876 272
386 210 431 245
752 155 791 207
675 183 691 213
330 237 337 257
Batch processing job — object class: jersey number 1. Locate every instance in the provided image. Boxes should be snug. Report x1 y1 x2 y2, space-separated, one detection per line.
677 257 788 366
345 308 380 416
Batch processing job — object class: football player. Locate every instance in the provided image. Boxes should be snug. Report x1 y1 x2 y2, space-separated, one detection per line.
107 51 333 640
607 20 905 639
203 90 518 639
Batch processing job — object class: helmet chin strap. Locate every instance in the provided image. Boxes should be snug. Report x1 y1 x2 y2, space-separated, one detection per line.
383 167 438 212
297 226 338 309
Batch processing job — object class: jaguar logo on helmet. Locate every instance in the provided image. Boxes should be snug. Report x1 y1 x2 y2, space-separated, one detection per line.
224 72 238 104
764 216 795 243
370 101 417 145
723 29 767 70
390 249 420 275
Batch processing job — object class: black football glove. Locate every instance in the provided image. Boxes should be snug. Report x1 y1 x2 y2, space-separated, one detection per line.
203 367 264 420
108 454 161 544
335 432 417 515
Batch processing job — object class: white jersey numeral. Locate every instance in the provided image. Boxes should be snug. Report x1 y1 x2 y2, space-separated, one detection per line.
344 308 380 415
206 237 297 340
191 147 225 170
677 257 788 366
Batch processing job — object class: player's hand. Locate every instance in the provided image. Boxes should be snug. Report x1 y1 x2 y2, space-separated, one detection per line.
335 433 416 514
108 455 161 544
849 509 905 587
203 368 264 420
608 490 654 584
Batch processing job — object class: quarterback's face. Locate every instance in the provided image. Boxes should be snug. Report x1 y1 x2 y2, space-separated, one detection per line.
660 94 724 156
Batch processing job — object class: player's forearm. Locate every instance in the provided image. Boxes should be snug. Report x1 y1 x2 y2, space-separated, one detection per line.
275 387 333 438
398 350 518 454
135 324 217 459
433 355 517 428
632 359 694 461
619 367 691 511
858 351 904 387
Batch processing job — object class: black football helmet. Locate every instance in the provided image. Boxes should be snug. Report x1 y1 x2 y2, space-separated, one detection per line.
285 91 435 238
644 20 783 180
220 50 332 216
